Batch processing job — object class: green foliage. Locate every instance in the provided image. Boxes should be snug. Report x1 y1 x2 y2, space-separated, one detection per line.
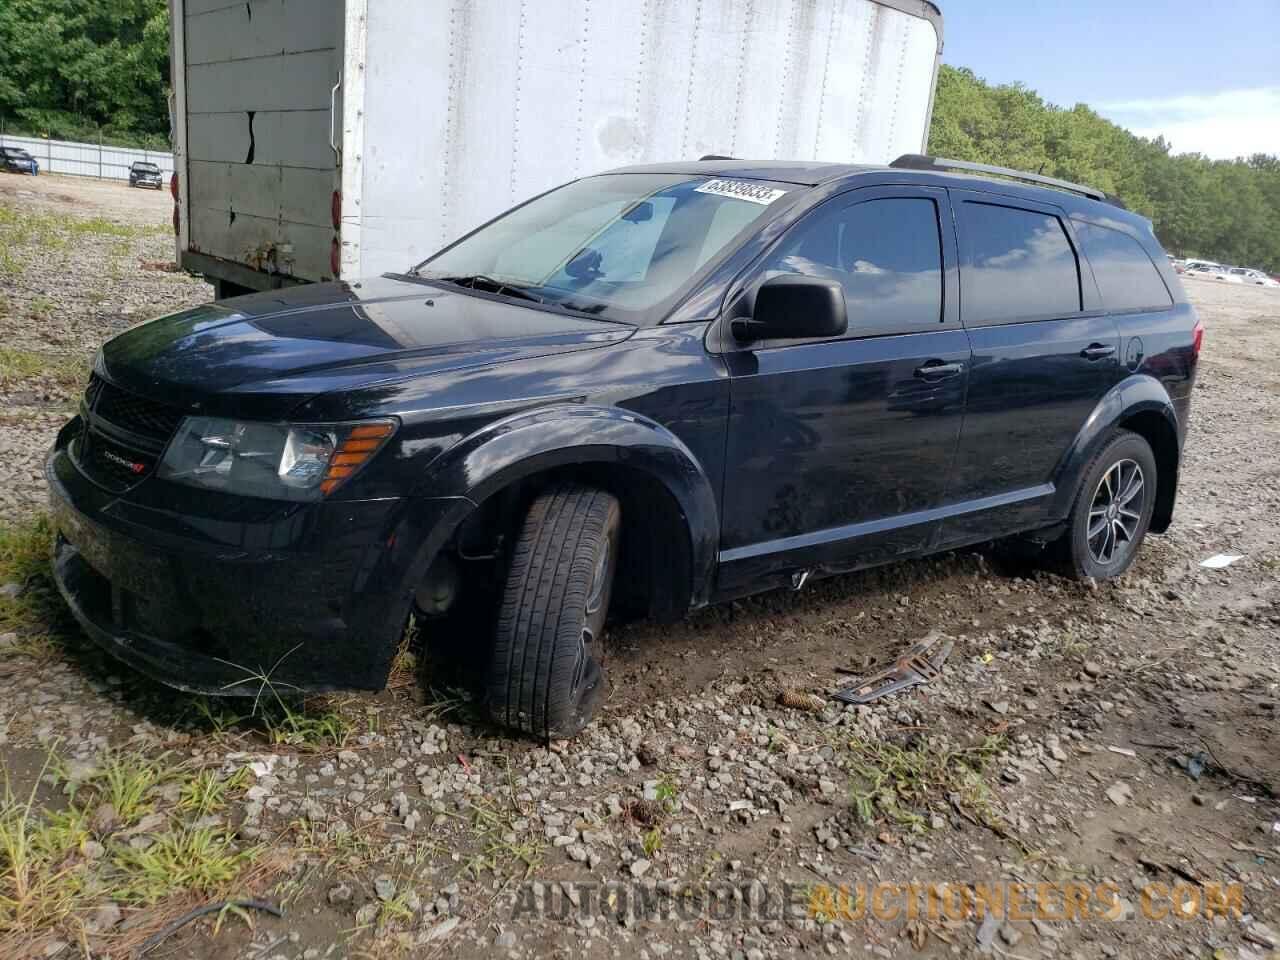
929 65 1280 272
0 0 170 147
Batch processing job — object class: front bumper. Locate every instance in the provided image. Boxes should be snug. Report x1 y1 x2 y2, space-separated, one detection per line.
46 429 432 696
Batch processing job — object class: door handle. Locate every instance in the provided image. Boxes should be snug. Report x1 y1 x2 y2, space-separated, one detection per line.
913 360 964 381
1081 343 1116 360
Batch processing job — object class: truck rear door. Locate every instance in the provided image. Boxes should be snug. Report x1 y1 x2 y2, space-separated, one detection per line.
178 0 343 289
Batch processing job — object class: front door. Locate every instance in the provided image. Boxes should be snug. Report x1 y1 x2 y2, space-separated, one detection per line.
938 190 1122 546
716 186 970 598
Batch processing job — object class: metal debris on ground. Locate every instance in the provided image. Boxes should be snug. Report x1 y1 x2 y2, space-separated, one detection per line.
1199 553 1244 569
831 635 954 705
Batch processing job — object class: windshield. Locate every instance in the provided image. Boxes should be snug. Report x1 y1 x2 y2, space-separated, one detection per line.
135 163 159 171
412 173 796 324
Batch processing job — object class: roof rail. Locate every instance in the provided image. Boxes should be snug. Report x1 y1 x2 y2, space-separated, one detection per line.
698 154 738 161
890 154 1124 207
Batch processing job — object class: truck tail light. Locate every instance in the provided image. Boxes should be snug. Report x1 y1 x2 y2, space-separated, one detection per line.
170 172 179 201
330 238 341 278
331 190 342 230
173 205 180 236
1192 319 1204 361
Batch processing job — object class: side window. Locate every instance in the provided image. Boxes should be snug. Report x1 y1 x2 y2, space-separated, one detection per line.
762 197 944 335
1075 221 1173 312
958 202 1081 324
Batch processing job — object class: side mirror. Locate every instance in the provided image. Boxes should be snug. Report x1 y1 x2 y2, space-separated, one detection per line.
731 275 847 343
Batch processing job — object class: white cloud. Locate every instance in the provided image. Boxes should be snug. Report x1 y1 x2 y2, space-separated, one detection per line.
1097 87 1280 159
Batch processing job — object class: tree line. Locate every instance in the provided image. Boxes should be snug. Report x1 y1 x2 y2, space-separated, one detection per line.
1 4 1275 271
929 66 1280 273
0 0 170 149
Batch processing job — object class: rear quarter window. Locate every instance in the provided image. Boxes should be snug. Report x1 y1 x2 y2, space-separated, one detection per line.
957 202 1081 324
1075 222 1174 312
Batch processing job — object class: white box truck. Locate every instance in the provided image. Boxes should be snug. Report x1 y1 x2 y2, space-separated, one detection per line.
169 0 943 298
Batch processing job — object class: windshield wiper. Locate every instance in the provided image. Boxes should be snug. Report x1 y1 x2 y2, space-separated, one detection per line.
426 274 546 305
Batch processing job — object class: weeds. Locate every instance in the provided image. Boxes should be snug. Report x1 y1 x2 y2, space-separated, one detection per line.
112 827 256 904
0 346 90 392
845 734 1005 832
0 347 44 385
0 514 68 644
0 204 162 249
0 749 261 939
177 767 249 819
27 296 54 321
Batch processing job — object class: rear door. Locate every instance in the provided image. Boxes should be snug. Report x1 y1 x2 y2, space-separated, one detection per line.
939 190 1121 545
717 186 969 597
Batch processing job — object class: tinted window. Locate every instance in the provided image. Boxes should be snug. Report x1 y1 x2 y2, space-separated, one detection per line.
1076 222 1173 311
958 202 1080 323
763 197 943 334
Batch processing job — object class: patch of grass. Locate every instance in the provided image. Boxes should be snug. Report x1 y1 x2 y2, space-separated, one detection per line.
0 204 167 263
261 697 351 749
0 515 67 643
178 767 250 820
89 753 171 825
26 296 54 321
113 827 256 904
0 346 91 392
0 750 263 940
0 347 44 386
845 735 1005 832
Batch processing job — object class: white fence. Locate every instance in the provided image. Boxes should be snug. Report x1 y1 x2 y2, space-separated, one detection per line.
0 133 174 182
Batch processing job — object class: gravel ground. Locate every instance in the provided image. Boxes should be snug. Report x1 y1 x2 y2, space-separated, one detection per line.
1 176 1278 960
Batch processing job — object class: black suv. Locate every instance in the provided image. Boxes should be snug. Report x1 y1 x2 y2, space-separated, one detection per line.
48 156 1200 738
1 145 38 175
128 161 163 189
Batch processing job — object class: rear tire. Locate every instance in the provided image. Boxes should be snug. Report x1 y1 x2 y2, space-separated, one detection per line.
487 484 620 739
1060 430 1157 580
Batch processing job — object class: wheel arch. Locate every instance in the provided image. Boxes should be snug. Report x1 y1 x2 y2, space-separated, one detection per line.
1053 374 1183 533
410 404 719 618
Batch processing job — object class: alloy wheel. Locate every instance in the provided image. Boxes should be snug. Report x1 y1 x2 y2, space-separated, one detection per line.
1087 458 1144 565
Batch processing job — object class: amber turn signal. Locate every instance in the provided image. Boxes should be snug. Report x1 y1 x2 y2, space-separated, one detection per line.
320 421 395 495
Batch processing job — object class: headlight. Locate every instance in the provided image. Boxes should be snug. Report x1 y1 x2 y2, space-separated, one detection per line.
158 417 396 501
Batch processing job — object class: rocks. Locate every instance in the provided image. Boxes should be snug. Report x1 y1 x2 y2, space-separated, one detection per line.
629 858 652 878
373 875 396 901
493 930 517 949
1105 781 1134 806
327 883 353 905
0 582 24 599
83 902 121 934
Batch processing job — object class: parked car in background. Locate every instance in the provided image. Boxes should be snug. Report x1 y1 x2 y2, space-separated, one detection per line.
128 161 163 189
1228 267 1280 288
0 145 39 175
48 155 1201 739
1184 261 1240 282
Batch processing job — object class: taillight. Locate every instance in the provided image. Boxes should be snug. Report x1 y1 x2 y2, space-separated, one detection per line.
172 205 180 236
331 190 342 230
170 172 179 201
1192 319 1204 360
330 238 341 278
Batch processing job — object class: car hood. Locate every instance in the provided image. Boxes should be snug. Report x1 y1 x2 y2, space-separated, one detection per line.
100 275 635 409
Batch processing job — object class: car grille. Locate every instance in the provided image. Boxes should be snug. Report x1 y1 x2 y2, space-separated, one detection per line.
92 377 184 439
72 374 184 492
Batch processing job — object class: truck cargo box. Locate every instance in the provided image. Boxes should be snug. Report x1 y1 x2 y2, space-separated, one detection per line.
170 0 943 297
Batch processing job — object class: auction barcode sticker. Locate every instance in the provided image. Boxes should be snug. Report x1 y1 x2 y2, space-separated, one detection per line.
694 179 789 205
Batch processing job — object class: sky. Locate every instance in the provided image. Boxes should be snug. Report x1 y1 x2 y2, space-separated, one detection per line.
939 0 1280 159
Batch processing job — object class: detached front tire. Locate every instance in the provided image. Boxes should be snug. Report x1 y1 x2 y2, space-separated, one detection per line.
488 484 620 739
1061 430 1157 580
